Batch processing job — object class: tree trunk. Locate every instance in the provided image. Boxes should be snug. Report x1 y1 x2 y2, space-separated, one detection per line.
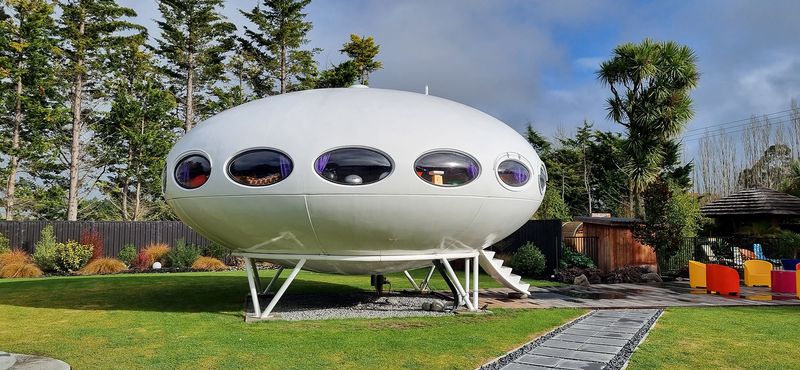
134 180 141 221
5 73 22 221
67 18 85 222
583 142 592 216
185 52 194 132
280 44 286 94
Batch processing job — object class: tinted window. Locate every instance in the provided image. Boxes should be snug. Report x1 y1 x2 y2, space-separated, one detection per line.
414 151 480 187
175 154 211 189
497 160 530 187
315 148 392 185
228 149 293 186
538 164 547 194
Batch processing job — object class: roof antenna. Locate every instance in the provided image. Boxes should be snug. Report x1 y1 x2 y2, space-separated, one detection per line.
424 85 429 95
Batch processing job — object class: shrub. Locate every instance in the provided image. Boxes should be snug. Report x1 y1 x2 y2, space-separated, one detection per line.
54 240 93 273
141 243 171 264
511 242 546 277
0 250 31 269
0 262 43 278
79 258 127 275
203 242 230 261
33 225 58 272
118 244 137 266
191 256 227 271
80 229 105 261
560 248 596 269
133 249 153 270
0 232 10 254
167 240 201 269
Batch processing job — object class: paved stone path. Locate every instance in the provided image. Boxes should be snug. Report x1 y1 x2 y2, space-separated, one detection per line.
480 281 800 309
499 309 660 370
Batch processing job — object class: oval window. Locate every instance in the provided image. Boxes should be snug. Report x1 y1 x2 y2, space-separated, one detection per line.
315 148 392 185
414 151 480 187
175 154 211 189
228 149 293 186
497 160 530 187
539 164 547 194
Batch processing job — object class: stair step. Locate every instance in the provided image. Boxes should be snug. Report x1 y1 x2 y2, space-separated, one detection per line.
507 274 521 285
517 283 530 294
499 266 513 276
483 250 495 259
490 258 504 269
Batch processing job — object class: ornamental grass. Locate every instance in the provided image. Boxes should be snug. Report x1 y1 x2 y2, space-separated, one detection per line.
191 256 227 271
0 250 31 269
0 262 43 278
79 257 127 275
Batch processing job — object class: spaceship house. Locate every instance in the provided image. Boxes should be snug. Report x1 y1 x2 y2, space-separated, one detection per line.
164 86 546 319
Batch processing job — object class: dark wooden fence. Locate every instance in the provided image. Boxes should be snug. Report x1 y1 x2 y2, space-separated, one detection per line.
489 220 563 275
563 236 600 266
0 221 211 258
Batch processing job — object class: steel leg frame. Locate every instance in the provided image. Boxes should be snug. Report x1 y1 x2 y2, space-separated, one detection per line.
420 265 436 291
439 258 476 311
402 270 421 291
244 258 306 320
472 255 479 308
262 266 285 294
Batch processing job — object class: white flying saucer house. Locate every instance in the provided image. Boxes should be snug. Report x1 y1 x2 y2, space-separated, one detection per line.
164 86 546 320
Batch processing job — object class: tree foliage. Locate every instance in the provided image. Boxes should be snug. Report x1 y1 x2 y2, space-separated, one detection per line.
340 34 382 85
597 39 699 215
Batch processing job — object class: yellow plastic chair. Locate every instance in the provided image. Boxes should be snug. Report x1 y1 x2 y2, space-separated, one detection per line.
689 260 706 288
744 260 772 287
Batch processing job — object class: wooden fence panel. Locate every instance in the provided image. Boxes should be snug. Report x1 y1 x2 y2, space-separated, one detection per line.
0 221 212 257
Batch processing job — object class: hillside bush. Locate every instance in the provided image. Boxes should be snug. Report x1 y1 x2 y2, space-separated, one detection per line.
141 243 171 264
118 244 137 266
167 240 200 269
191 256 226 271
203 242 230 261
33 225 58 272
54 241 93 273
0 250 31 269
511 242 547 277
133 249 153 270
80 229 105 260
79 258 127 275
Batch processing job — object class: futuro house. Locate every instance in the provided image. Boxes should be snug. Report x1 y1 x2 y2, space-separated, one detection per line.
164 86 546 319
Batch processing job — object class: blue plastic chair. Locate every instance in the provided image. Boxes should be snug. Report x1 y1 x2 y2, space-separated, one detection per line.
753 243 781 265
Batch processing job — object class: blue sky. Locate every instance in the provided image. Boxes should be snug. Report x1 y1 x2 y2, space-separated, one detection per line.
121 0 800 158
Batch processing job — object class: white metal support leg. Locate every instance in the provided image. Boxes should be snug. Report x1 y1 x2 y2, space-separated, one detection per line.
250 258 262 293
260 259 306 319
262 266 285 294
402 270 421 291
244 257 262 318
472 255 479 308
420 265 436 291
439 258 476 311
464 258 470 297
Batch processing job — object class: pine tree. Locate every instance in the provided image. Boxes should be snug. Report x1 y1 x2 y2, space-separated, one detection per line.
239 0 319 96
95 34 180 220
156 0 235 132
340 34 382 85
59 0 144 221
0 0 63 220
314 60 358 88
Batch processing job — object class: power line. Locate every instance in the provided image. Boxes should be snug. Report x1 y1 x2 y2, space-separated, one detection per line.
682 117 797 143
681 112 795 140
682 108 796 135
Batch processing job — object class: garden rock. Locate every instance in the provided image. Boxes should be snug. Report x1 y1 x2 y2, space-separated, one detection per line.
0 353 69 370
430 301 445 312
421 302 432 311
1 352 14 370
642 272 663 283
574 274 590 287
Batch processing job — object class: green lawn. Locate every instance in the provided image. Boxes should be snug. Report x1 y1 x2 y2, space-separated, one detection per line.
0 270 576 369
628 306 800 370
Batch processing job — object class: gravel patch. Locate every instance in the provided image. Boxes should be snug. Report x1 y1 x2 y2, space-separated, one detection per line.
477 311 593 370
246 292 459 321
607 309 663 370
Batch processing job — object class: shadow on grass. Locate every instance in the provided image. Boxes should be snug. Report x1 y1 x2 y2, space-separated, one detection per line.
0 273 365 314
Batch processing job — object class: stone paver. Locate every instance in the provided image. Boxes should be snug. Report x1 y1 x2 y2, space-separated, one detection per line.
498 309 659 370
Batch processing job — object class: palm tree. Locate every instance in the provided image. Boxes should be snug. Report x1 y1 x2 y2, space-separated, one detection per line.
781 159 800 196
597 39 699 216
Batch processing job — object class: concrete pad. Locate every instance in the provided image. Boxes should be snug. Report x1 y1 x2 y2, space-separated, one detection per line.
577 343 623 354
540 340 583 350
501 363 552 370
516 354 562 367
553 358 605 370
6 354 69 370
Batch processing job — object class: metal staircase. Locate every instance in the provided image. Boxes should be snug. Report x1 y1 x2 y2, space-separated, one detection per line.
478 249 530 296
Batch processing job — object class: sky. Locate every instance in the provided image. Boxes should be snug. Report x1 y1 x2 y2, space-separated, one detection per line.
121 0 800 160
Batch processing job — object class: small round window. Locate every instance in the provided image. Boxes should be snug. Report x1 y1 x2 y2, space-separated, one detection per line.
539 164 547 194
175 154 211 189
497 160 530 187
228 149 293 186
414 151 480 187
315 147 392 185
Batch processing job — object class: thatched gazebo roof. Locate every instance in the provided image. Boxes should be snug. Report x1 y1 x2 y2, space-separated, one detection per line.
701 187 800 217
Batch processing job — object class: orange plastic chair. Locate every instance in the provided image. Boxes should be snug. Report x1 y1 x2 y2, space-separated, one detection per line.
689 260 706 288
706 264 740 296
743 260 772 287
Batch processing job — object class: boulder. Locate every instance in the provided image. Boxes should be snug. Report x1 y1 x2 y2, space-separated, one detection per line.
421 302 432 311
642 272 663 283
573 274 590 287
430 301 445 312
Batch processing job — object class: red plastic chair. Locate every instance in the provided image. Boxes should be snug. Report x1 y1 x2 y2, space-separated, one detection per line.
706 264 740 296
